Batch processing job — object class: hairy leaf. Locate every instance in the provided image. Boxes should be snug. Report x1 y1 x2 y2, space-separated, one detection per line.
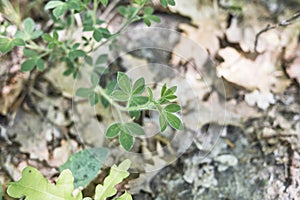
165 112 183 130
117 72 131 94
119 131 134 151
106 123 121 138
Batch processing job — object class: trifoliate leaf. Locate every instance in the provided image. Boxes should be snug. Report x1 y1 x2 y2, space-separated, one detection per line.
59 148 108 189
7 166 82 200
94 159 131 200
0 37 24 55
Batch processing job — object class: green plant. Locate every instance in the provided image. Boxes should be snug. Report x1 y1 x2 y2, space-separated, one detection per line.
0 0 182 151
7 159 132 200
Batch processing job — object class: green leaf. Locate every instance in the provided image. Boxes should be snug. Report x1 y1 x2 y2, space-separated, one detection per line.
94 159 131 200
59 148 108 189
167 0 175 6
160 0 168 7
69 50 86 60
132 77 145 95
23 49 38 58
36 58 45 71
76 88 94 98
148 15 160 23
85 56 93 66
0 182 2 200
165 112 183 130
160 83 167 97
93 28 110 42
147 87 153 100
143 18 151 26
117 72 131 93
100 0 108 6
159 114 167 132
42 33 53 42
130 96 149 106
45 1 65 9
164 86 177 96
89 92 99 106
53 3 68 18
115 191 133 200
13 38 25 46
122 122 144 136
119 131 134 151
90 72 99 87
110 90 129 101
23 18 35 34
96 54 108 65
21 59 36 72
105 123 121 138
164 104 181 113
7 166 82 200
144 7 154 15
0 38 24 55
93 28 103 42
106 79 117 95
0 37 14 55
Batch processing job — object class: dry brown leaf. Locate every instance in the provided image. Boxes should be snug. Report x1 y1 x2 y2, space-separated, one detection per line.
287 57 300 84
217 47 290 93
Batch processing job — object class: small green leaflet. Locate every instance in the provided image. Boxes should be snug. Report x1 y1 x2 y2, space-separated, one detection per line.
94 159 131 200
143 7 160 26
105 122 144 151
0 182 2 200
159 0 175 7
0 37 24 55
7 166 82 200
15 18 43 41
117 72 131 94
59 148 108 189
100 0 109 7
21 48 46 72
45 1 68 18
165 112 183 130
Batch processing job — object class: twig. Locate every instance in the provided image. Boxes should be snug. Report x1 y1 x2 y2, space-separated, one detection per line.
254 12 300 53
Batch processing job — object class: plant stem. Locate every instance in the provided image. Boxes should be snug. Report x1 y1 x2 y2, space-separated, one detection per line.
92 1 147 51
95 85 155 112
